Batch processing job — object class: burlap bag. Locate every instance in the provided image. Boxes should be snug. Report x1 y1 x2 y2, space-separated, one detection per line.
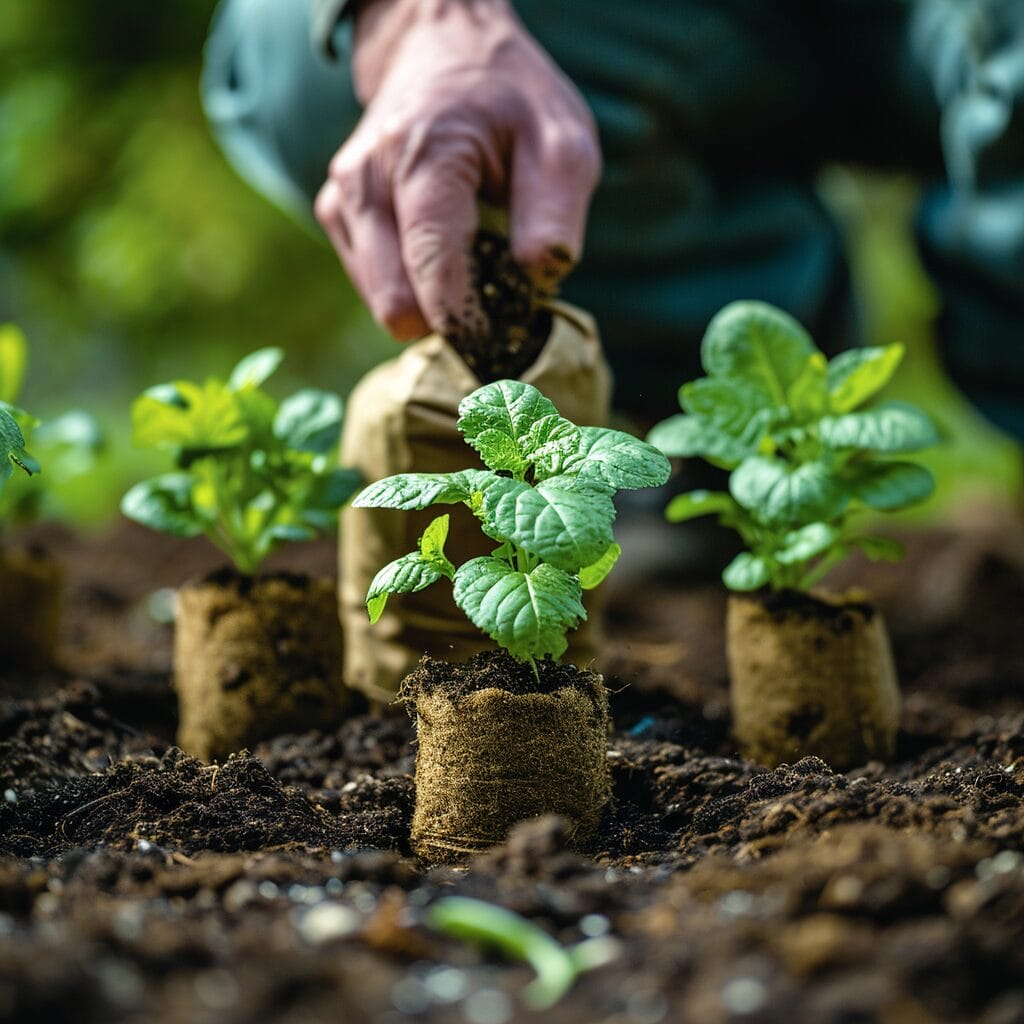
0 545 63 671
175 572 348 762
727 590 900 770
339 303 612 703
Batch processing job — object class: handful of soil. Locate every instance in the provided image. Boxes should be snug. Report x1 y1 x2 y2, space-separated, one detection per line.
175 569 348 763
444 230 553 382
728 589 901 770
400 650 612 863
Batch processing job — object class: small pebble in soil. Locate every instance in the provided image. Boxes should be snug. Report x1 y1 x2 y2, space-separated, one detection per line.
720 891 757 917
223 879 258 912
425 966 470 1003
721 977 768 1015
391 976 433 1015
580 912 611 937
297 902 361 945
463 988 513 1024
3 789 16 804
257 880 279 900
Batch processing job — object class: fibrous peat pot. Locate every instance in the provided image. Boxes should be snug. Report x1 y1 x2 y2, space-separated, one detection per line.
727 590 900 770
0 544 63 670
174 570 348 763
402 650 612 862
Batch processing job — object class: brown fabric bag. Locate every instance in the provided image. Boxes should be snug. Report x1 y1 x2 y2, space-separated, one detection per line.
339 303 612 704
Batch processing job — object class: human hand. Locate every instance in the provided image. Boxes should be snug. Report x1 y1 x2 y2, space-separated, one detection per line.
314 0 601 341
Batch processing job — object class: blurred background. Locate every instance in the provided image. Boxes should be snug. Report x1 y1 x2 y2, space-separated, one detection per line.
0 0 1020 529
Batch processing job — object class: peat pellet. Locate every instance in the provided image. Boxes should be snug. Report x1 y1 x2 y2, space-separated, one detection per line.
175 570 348 763
401 651 612 863
727 590 900 770
0 545 63 671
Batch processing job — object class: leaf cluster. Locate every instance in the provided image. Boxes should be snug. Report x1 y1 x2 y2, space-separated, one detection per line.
647 301 939 591
355 380 671 664
0 324 105 533
121 348 360 574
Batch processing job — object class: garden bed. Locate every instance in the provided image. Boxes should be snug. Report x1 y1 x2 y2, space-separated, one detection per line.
1 517 1023 1023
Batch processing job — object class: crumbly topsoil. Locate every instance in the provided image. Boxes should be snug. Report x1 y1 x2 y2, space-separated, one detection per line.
443 230 552 381
1 520 1023 1023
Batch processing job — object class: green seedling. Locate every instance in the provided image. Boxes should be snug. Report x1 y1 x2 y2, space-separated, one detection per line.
354 379 671 668
426 897 619 1010
121 347 360 575
0 324 104 532
647 300 939 591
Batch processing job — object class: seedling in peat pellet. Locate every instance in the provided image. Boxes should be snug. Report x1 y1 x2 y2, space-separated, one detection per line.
355 378 670 861
122 347 361 762
648 300 939 769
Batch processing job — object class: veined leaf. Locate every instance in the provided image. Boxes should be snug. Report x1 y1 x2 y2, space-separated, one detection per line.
730 455 848 526
353 470 484 511
680 377 773 442
458 380 561 471
274 388 343 453
0 405 33 487
819 401 938 453
700 301 815 405
775 522 840 565
646 415 748 467
562 426 671 490
468 428 530 475
419 513 455 575
578 542 621 590
366 550 450 624
827 344 904 413
722 552 772 591
120 473 202 538
0 324 28 405
848 461 935 511
525 415 581 479
452 557 585 661
786 352 828 421
228 347 284 391
664 489 737 523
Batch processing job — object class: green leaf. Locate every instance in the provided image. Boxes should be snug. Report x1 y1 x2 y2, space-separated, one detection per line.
562 426 671 490
0 405 33 487
274 388 343 453
848 461 935 511
680 378 773 442
818 401 939 453
477 476 616 572
458 380 559 453
578 542 621 590
827 344 904 413
352 470 482 511
646 415 748 467
852 535 906 561
268 523 317 542
730 455 848 526
786 352 828 421
700 301 815 405
469 429 530 475
0 324 28 405
775 522 840 565
132 379 247 452
452 557 585 661
228 347 284 391
366 550 450 624
120 474 203 538
419 513 455 575
722 552 772 591
664 489 737 523
524 415 581 479
307 467 362 510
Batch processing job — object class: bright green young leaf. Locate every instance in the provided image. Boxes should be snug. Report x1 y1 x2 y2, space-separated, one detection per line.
826 344 904 413
457 380 559 452
818 401 939 453
578 543 621 590
228 347 284 391
367 551 451 624
524 415 581 478
562 426 671 491
700 300 815 404
786 352 828 421
646 415 749 467
273 389 343 453
452 557 585 661
132 378 247 452
120 473 202 538
468 428 530 475
0 324 27 405
775 522 840 565
419 513 455 574
722 552 772 591
849 461 935 511
852 535 906 561
664 489 737 523
730 455 848 526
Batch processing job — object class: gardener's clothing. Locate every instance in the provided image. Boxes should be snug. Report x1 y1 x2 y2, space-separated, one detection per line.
202 0 1024 438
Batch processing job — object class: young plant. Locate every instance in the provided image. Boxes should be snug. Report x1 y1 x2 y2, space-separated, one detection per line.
0 324 103 533
647 301 939 591
354 380 671 667
121 347 360 574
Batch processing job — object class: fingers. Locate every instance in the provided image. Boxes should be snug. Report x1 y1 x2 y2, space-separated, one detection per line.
315 159 428 341
508 119 602 292
392 131 485 338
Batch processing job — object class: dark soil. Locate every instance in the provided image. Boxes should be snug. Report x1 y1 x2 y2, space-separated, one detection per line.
444 230 552 382
1 514 1024 1023
742 586 878 626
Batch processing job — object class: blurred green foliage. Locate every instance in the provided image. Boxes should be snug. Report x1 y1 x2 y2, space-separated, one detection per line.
0 1 1018 530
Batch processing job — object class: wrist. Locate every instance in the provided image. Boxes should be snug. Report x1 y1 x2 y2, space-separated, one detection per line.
352 0 516 102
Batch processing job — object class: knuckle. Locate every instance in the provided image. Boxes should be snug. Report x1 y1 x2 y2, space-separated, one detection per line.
548 123 602 185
